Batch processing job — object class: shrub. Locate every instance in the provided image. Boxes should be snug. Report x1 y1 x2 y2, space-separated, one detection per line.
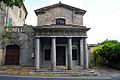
92 40 120 69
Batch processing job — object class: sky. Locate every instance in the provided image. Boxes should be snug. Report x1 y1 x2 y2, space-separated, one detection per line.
24 0 120 44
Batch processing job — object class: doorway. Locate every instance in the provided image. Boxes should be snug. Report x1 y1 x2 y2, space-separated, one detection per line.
5 45 20 65
56 46 66 65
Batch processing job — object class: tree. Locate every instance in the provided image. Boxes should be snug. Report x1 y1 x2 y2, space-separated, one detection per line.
0 0 24 27
0 0 24 8
92 40 120 69
0 0 24 48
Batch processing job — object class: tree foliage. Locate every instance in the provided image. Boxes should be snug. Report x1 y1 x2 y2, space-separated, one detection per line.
0 0 24 7
92 40 120 69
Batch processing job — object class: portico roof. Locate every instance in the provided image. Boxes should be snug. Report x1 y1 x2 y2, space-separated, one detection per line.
33 25 90 31
32 25 90 37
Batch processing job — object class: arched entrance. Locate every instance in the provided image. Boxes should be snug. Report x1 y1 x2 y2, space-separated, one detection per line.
5 45 20 65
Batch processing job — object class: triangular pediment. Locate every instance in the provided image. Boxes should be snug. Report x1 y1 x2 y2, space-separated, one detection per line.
35 2 86 15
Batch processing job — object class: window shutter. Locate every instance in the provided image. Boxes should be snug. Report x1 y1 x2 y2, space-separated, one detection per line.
1 16 4 27
8 17 12 27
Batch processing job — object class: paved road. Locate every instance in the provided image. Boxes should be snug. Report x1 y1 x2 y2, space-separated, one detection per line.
0 75 120 80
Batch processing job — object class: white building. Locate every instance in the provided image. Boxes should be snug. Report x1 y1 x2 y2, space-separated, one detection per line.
6 4 28 26
0 1 28 27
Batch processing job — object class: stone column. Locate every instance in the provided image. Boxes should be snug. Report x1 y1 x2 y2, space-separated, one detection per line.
67 37 72 70
80 39 84 66
83 38 89 69
35 38 40 70
51 37 56 70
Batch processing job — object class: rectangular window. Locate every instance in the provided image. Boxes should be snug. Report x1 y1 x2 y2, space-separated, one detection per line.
8 17 12 27
56 18 65 25
72 49 77 60
1 16 4 27
45 49 51 60
0 18 1 27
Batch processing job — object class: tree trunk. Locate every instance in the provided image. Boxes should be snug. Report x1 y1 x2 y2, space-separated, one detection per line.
5 7 9 27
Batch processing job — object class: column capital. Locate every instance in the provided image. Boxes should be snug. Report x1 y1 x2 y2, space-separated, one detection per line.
67 37 72 39
82 37 88 39
51 37 56 39
35 37 40 39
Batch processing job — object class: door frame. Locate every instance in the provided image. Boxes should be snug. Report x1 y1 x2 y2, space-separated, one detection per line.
56 44 67 66
5 45 20 65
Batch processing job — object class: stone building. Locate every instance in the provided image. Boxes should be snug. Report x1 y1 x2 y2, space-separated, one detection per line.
0 2 90 70
33 2 90 70
0 2 29 66
6 4 28 26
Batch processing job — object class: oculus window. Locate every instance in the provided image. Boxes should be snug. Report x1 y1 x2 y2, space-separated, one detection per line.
56 18 65 25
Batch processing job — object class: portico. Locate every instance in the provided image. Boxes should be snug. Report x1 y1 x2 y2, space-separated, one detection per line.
34 36 89 70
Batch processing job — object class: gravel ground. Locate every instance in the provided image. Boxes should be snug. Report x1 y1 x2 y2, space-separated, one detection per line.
96 67 120 77
0 66 119 77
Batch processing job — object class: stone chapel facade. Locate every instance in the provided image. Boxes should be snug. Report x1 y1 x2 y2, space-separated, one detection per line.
0 2 90 70
33 2 90 70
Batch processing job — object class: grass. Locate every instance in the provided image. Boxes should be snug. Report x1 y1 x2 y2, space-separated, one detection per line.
0 67 31 75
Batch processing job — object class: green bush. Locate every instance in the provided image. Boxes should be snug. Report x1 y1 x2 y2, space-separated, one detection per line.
92 40 120 69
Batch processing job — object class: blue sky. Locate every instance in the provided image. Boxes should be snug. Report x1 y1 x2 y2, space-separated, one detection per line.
24 0 120 44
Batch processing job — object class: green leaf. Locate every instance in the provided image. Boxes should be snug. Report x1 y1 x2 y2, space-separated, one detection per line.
0 0 24 7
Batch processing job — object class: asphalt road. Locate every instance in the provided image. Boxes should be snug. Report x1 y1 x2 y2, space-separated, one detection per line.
0 75 120 80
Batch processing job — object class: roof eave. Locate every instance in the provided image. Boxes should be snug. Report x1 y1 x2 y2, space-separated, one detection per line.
34 2 87 15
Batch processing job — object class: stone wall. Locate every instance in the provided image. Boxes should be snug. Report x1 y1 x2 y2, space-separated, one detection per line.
88 44 98 67
37 7 83 26
0 26 34 66
0 48 3 65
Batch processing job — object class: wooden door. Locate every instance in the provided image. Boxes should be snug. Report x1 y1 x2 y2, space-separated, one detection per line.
56 46 66 65
5 45 20 65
